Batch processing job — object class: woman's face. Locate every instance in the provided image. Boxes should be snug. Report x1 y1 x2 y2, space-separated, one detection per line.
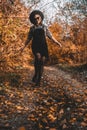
34 14 42 25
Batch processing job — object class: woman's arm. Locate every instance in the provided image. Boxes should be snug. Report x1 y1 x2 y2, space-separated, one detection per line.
20 27 33 52
20 39 30 52
46 27 62 47
50 36 62 47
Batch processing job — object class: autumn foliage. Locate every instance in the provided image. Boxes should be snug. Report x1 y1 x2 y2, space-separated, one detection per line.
0 1 87 130
0 0 87 71
48 22 87 65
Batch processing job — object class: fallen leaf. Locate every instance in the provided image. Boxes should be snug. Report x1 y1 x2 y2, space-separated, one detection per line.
18 126 26 130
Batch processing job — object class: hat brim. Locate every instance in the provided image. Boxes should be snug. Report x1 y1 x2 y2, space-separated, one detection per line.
29 10 44 24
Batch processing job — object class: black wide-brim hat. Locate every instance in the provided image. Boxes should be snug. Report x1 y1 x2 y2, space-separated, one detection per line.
29 10 44 24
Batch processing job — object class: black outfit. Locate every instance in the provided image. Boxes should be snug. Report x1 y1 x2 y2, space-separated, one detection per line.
32 26 49 59
27 24 52 86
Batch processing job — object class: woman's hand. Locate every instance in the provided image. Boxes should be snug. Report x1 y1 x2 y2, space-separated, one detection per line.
19 46 26 54
56 41 62 47
19 40 29 54
51 36 62 47
20 47 24 53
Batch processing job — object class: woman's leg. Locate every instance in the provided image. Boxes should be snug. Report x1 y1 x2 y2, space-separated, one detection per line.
36 55 46 86
33 53 46 86
32 57 38 82
32 53 42 84
35 53 42 85
39 56 45 79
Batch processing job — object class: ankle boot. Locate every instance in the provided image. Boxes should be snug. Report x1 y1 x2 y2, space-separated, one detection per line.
35 64 43 86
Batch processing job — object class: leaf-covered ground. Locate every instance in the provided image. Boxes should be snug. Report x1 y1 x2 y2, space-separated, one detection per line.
0 65 87 130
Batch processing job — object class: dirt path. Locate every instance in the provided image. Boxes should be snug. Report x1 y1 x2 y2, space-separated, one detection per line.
0 66 87 130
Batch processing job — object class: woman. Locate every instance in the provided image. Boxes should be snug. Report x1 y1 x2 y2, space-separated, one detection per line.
20 10 62 86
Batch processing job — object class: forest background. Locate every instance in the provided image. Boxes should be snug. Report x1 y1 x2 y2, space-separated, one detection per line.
0 0 87 71
0 1 87 129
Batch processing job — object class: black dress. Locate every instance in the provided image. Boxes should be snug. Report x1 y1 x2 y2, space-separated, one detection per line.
32 26 49 59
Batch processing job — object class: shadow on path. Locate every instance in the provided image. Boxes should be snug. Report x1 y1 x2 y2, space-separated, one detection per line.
0 66 87 130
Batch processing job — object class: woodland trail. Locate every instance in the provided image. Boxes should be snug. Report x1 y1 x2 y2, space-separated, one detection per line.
0 65 87 130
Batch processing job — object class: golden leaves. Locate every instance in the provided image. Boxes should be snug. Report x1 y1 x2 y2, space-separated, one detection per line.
47 114 57 122
18 126 26 130
81 122 87 127
0 43 87 130
59 109 64 114
69 118 77 123
50 128 57 130
84 90 87 95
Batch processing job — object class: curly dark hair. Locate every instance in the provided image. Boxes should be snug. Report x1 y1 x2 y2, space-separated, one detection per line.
29 10 44 24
